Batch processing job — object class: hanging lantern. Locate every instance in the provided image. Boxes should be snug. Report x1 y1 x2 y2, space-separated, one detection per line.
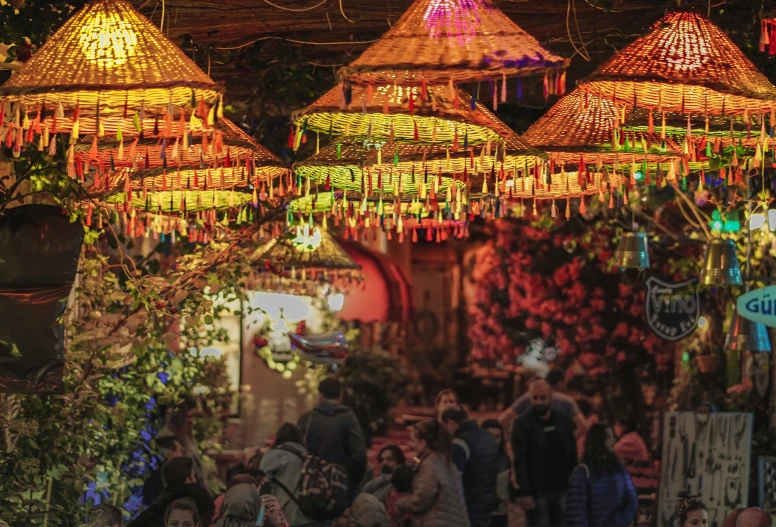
614 232 650 270
699 238 743 286
726 309 772 352
338 0 567 87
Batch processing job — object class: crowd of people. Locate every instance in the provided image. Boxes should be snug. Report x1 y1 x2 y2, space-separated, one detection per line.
79 373 771 527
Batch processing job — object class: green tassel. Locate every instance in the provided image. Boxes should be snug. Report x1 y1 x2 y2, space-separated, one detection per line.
133 111 141 133
336 143 341 160
393 148 399 166
706 141 712 157
681 176 687 190
660 140 666 153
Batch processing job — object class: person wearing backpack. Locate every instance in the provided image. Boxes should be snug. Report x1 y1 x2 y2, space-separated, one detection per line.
297 377 367 500
565 424 638 527
260 423 332 527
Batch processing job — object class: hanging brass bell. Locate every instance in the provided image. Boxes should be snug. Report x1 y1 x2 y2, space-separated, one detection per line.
699 238 742 286
726 308 771 353
614 232 649 270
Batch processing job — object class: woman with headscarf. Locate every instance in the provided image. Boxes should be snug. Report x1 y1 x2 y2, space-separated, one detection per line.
213 483 287 527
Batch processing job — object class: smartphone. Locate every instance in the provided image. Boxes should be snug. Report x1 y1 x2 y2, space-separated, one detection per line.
258 481 273 496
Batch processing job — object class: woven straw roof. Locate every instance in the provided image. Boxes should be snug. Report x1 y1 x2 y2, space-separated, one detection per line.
293 84 512 146
522 88 685 165
75 118 284 175
581 11 776 116
338 0 568 86
293 135 539 196
251 227 361 271
0 0 219 113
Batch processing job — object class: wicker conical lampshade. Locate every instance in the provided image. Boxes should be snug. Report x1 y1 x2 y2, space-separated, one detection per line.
292 133 546 194
581 11 776 116
292 84 510 147
338 0 568 86
623 109 762 150
77 118 285 181
251 226 361 272
85 118 286 212
249 226 362 294
0 0 219 114
523 88 685 166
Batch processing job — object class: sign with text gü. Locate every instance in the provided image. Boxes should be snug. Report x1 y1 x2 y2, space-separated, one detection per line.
737 286 776 327
645 277 700 341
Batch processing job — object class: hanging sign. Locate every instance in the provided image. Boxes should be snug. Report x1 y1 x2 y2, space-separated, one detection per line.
737 286 776 327
645 277 700 341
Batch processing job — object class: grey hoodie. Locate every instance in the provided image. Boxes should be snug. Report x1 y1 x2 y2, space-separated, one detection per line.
297 400 367 486
260 442 325 527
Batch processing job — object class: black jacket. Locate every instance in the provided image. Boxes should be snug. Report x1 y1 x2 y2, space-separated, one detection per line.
126 483 214 527
297 400 367 486
511 410 578 497
453 420 501 525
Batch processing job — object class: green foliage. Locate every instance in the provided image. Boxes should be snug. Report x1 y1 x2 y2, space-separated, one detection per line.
0 230 256 524
339 346 411 438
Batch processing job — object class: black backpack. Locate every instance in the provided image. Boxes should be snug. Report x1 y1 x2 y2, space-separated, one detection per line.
274 444 349 520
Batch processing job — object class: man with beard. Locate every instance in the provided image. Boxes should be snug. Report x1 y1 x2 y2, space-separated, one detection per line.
361 444 406 503
512 380 577 527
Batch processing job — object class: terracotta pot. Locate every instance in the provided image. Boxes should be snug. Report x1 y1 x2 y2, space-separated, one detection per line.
696 355 721 374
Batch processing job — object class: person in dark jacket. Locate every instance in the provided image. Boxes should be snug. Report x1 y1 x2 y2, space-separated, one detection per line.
565 423 638 527
127 457 214 527
512 380 578 527
482 419 511 527
297 377 367 497
441 407 500 527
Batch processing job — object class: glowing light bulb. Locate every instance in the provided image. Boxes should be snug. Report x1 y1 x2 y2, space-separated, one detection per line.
79 11 138 67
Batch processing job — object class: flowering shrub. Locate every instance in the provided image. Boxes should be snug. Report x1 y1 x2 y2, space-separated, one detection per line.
467 217 702 383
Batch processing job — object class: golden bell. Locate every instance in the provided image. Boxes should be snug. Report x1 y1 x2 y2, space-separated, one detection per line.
726 309 771 353
614 232 649 270
699 238 742 286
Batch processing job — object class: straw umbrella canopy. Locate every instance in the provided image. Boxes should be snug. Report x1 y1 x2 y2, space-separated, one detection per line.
292 134 542 199
251 226 361 273
76 118 286 184
289 133 564 233
338 0 568 88
0 0 219 116
83 117 287 213
523 88 686 167
287 191 471 242
622 108 764 150
248 225 362 295
292 84 512 148
580 11 776 116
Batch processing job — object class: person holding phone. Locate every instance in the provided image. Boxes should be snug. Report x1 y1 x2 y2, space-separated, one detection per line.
212 483 287 527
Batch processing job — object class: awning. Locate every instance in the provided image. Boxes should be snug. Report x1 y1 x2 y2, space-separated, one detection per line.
337 241 413 323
